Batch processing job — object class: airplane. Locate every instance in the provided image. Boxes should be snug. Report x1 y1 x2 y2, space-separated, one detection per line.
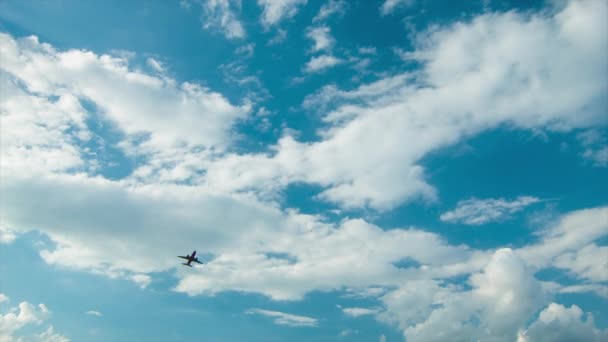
178 250 204 267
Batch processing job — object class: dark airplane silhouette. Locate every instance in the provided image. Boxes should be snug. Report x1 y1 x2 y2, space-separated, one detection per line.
178 250 203 267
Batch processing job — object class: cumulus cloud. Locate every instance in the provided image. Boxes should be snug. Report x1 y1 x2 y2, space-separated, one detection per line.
380 249 547 341
520 303 607 342
440 196 541 225
0 3 606 342
201 0 246 39
245 309 317 327
0 299 67 341
306 26 334 52
205 0 607 210
0 32 250 171
304 55 342 73
257 0 307 28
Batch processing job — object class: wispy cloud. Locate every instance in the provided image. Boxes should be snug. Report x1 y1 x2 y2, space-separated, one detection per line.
85 310 103 317
313 0 346 22
577 130 608 167
304 55 342 73
380 0 414 15
201 0 245 39
440 196 541 225
342 307 381 317
257 0 307 28
245 309 318 327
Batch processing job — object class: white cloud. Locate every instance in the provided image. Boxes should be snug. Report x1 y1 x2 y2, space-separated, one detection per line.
146 58 164 73
257 0 307 28
313 0 346 22
306 26 334 52
205 0 607 211
578 130 608 166
342 307 380 317
380 0 414 16
304 55 342 73
440 196 541 225
0 300 59 341
379 335 386 342
245 309 317 327
85 311 103 317
558 284 608 299
583 146 608 166
34 326 70 342
0 33 250 169
174 216 482 300
235 43 255 58
553 243 608 282
0 295 7 303
518 206 608 268
201 0 245 39
0 227 16 244
130 274 152 289
380 249 547 341
520 303 607 342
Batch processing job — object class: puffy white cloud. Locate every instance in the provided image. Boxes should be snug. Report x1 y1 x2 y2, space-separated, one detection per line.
206 0 607 210
175 216 482 300
304 55 342 73
380 249 547 341
440 196 540 225
257 0 307 28
0 33 250 162
1 170 474 299
313 0 346 22
0 295 7 304
201 0 245 39
306 26 334 52
0 300 66 342
520 303 607 342
245 309 317 327
375 205 608 340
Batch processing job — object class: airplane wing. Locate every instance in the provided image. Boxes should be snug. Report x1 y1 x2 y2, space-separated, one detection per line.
178 256 189 260
193 259 204 264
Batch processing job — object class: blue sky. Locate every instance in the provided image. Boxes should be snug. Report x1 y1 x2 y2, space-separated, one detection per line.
0 0 607 341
